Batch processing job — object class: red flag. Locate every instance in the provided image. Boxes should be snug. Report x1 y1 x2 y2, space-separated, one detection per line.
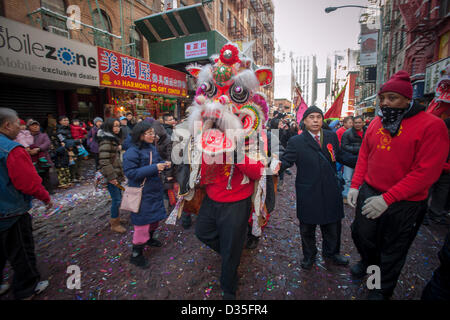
325 83 347 120
294 87 308 124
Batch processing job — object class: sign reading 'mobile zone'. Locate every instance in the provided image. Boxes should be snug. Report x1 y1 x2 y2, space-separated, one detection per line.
0 16 99 86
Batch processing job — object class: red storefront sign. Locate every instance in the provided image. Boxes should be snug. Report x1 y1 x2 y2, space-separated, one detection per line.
97 47 187 97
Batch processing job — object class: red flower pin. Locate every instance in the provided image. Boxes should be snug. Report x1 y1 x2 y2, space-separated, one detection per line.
327 143 336 162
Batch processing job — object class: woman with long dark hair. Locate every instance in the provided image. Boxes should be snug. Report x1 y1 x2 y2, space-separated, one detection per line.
98 118 126 233
123 122 171 268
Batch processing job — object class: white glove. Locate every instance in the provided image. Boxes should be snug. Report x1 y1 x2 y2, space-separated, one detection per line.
347 188 359 208
362 195 388 219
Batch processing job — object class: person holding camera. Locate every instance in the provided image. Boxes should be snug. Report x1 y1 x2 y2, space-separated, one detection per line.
123 122 171 269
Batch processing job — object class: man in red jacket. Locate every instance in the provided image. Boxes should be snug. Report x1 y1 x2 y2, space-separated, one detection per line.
195 153 265 300
336 116 353 145
0 108 53 299
424 117 450 225
347 71 449 300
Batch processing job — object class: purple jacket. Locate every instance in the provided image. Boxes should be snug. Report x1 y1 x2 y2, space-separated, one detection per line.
87 126 100 153
30 131 53 165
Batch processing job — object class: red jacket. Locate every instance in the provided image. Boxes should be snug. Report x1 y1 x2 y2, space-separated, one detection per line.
7 147 50 204
200 154 264 203
351 112 449 205
70 124 87 140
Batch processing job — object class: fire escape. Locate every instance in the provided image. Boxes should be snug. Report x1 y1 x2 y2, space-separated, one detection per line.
24 0 146 57
227 0 248 41
397 0 446 77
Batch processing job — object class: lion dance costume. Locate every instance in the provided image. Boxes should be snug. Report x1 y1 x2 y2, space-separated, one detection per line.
166 43 277 299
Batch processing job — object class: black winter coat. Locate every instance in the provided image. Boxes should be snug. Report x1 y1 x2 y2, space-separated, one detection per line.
280 129 357 225
341 127 365 156
56 125 81 146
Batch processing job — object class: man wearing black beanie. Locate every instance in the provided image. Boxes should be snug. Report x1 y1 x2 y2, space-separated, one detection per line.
280 106 357 270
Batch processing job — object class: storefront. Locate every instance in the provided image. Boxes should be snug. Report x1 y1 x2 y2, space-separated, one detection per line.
97 47 188 121
105 89 181 120
0 16 101 124
356 94 377 117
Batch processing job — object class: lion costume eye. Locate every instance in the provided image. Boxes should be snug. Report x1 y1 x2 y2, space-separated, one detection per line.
201 81 217 98
229 84 249 104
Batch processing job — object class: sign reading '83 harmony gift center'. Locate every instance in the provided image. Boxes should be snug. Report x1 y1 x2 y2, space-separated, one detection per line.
0 16 99 86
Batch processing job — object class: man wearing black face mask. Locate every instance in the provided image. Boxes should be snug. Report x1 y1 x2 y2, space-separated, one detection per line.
347 71 449 300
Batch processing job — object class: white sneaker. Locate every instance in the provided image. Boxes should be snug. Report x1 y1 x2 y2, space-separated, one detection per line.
0 283 10 295
35 280 49 294
22 280 49 300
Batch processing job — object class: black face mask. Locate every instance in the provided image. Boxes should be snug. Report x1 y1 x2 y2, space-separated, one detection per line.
378 104 411 136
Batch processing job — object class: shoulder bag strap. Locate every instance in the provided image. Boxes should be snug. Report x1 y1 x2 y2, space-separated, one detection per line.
139 150 153 188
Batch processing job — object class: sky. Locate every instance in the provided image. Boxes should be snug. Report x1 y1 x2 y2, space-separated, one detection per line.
273 0 371 99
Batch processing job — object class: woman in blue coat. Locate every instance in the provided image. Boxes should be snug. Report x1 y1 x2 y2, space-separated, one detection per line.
123 122 171 269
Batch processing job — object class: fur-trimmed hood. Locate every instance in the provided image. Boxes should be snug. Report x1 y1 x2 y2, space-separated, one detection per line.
97 129 120 143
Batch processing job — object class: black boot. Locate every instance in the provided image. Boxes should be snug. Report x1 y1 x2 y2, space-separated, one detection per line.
181 211 192 229
350 260 368 278
245 234 260 249
328 254 350 266
367 289 388 300
130 244 150 269
146 231 162 247
301 255 316 270
223 292 236 300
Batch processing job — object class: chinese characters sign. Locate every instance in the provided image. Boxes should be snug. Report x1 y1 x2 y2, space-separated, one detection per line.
98 47 187 97
185 40 208 59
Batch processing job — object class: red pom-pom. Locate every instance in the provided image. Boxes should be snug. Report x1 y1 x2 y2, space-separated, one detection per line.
220 44 240 65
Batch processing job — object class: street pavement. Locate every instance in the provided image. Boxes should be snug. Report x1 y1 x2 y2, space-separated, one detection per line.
0 160 447 300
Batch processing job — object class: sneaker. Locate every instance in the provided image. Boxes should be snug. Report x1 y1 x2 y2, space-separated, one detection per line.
0 283 10 295
22 280 49 300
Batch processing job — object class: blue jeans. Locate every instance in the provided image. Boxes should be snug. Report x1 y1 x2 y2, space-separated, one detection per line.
107 183 122 219
342 166 354 198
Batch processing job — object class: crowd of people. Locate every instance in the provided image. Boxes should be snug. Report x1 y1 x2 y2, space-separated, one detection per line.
0 71 449 300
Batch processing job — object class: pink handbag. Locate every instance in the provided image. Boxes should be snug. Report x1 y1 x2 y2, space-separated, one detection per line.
120 151 152 213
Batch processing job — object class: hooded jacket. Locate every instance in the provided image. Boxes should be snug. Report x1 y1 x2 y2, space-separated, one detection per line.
97 130 124 183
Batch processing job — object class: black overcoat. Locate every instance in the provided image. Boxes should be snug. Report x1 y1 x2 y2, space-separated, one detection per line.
281 129 356 225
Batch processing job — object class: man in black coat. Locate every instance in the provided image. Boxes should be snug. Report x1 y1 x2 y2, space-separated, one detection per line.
341 116 365 201
280 106 357 270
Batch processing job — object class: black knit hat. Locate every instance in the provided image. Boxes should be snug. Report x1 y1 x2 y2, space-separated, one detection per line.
302 106 323 120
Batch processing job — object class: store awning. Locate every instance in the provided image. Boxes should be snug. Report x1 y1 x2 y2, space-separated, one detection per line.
134 3 211 43
148 30 229 67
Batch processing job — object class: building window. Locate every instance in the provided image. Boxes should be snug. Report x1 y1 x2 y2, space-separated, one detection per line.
440 0 450 18
92 9 113 49
220 1 224 22
41 0 68 36
129 28 143 59
399 28 405 50
227 9 231 26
